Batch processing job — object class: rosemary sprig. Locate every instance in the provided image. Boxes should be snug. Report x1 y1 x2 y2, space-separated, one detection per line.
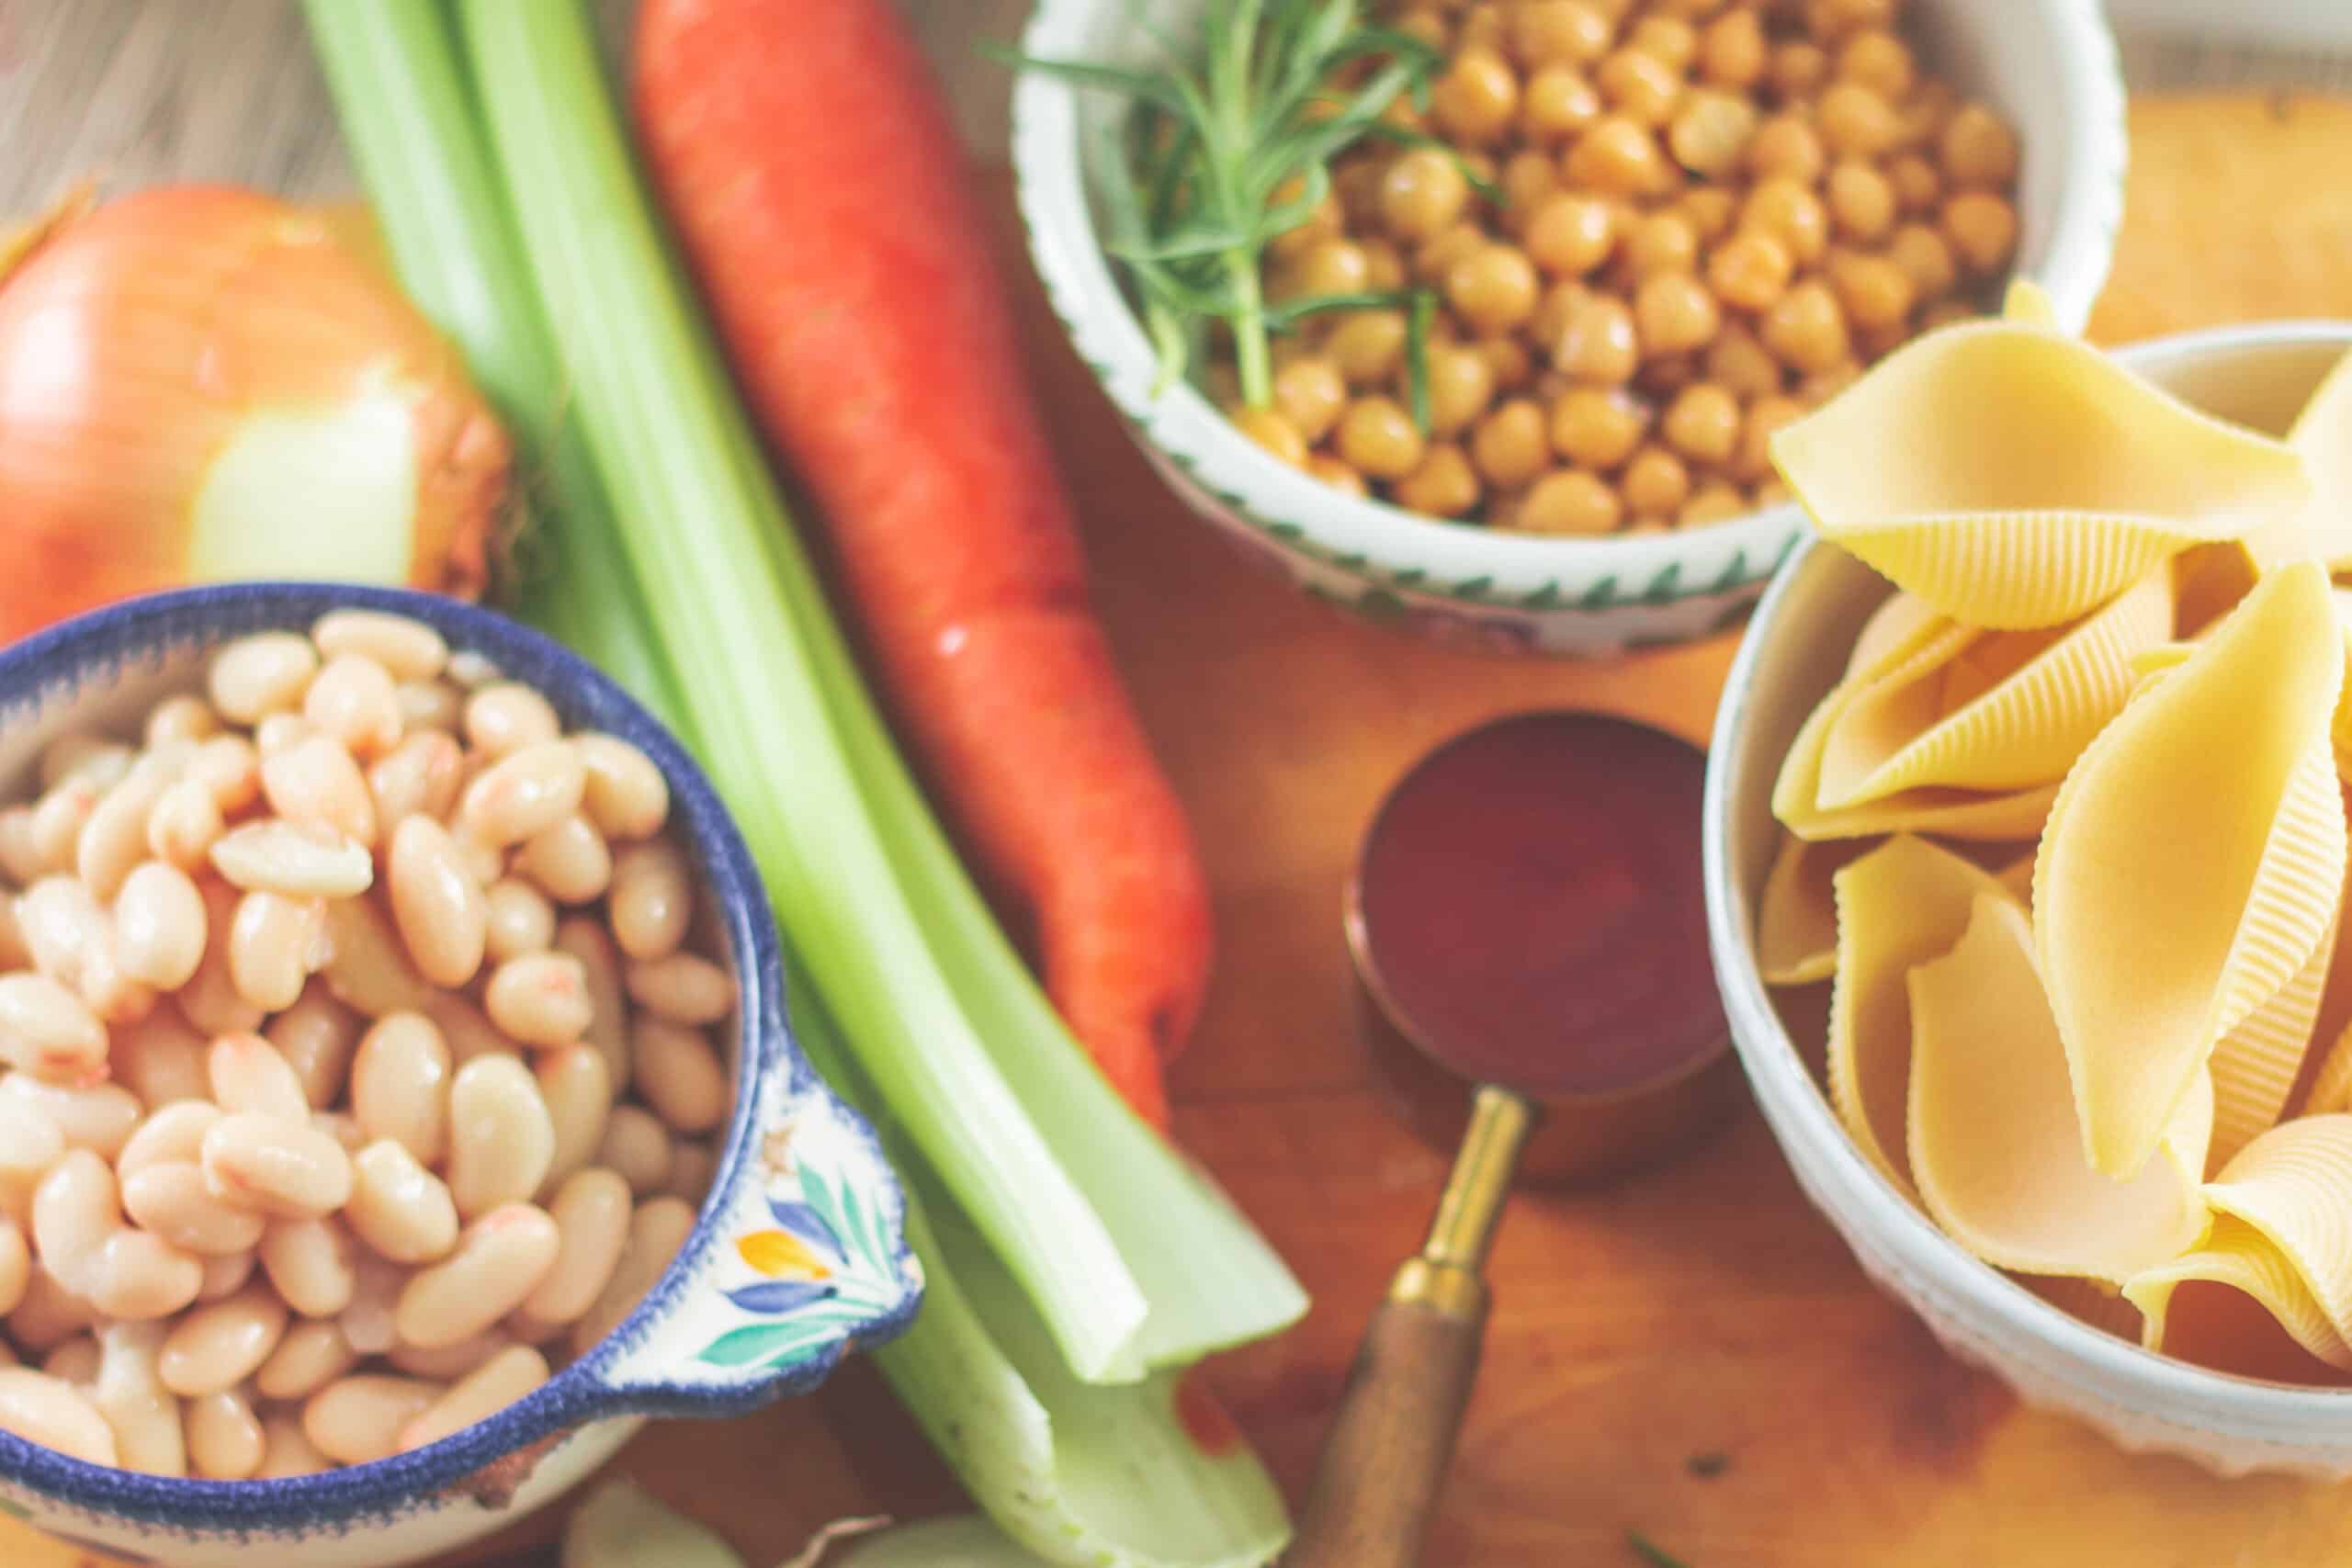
1005 0 1453 414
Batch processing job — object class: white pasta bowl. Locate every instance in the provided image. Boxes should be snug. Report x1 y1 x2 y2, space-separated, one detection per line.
1704 321 2352 1476
1011 0 2127 656
0 582 923 1567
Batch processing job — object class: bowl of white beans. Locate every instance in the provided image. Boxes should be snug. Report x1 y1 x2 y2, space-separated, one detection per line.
0 583 923 1568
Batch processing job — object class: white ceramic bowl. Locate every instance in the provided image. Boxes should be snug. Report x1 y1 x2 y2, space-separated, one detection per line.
1705 321 2352 1477
1011 0 2127 656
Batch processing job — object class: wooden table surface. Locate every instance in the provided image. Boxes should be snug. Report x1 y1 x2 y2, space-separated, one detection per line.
10 6 2352 1566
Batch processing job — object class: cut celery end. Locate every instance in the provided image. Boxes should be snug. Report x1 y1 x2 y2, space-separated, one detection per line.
451 0 1151 1383
836 1517 1049 1566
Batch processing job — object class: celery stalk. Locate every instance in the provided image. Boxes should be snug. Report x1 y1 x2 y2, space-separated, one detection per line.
444 0 1149 1382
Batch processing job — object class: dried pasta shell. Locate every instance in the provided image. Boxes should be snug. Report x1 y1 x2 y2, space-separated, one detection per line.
1815 567 2173 808
2201 1115 2352 1347
1907 896 2211 1282
1994 850 2038 908
2036 562 2346 1179
2174 540 2260 637
1826 838 2022 1198
1845 592 1943 681
2018 1272 2144 1342
2209 910 2339 1174
2245 348 2352 572
1756 833 1867 987
2301 1012 2352 1120
2122 1213 2352 1371
1770 322 2310 630
2001 277 2061 330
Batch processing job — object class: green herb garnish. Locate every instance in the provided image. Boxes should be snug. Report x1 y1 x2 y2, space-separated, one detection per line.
1628 1529 1694 1568
1005 0 1457 414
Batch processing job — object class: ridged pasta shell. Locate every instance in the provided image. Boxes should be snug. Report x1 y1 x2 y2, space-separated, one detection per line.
2210 910 2339 1174
1770 323 2310 629
2018 1272 2146 1342
1756 832 1865 987
2122 1212 2352 1371
1908 896 2211 1282
1826 838 2022 1198
2036 563 2346 1179
2245 349 2352 572
2201 1115 2352 1347
1815 567 2173 808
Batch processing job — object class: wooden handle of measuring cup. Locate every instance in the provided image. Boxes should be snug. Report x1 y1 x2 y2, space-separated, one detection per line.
1284 1258 1487 1568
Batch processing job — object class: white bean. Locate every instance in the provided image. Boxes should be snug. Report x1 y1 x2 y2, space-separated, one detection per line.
574 736 670 841
0 1076 141 1161
119 1162 266 1256
0 1216 27 1316
350 1011 452 1166
8 1264 95 1351
208 1031 311 1123
261 735 378 848
28 783 99 876
607 840 692 962
483 952 592 1048
425 993 517 1066
144 776 224 874
42 1335 97 1386
366 730 466 842
303 654 403 759
482 878 555 963
392 680 463 734
631 1019 729 1135
518 1168 631 1330
185 735 261 816
76 934 154 1031
119 1100 221 1174
208 633 318 725
514 814 610 906
40 737 131 795
112 861 208 990
396 1345 548 1454
266 982 361 1109
200 1113 353 1219
185 1386 263 1480
94 1322 186 1477
159 1283 288 1397
447 1055 555 1220
664 1141 718 1203
313 1108 368 1154
457 741 585 848
230 886 332 1019
596 1107 673 1199
257 1410 332 1477
196 1248 255 1303
396 1204 560 1349
386 1328 514 1381
32 1149 119 1292
259 1215 358 1318
0 972 107 1081
254 712 311 757
346 1140 459 1265
176 878 263 1038
387 816 487 987
255 1318 359 1402
0 807 40 886
537 1043 614 1193
313 611 449 682
0 1096 64 1199
76 768 175 902
208 819 373 899
339 1248 405 1355
555 918 630 1094
17 875 104 993
0 896 26 972
463 683 560 759
321 895 437 1018
302 1374 443 1466
88 1230 204 1321
143 694 219 748
0 1367 117 1465
444 649 502 690
623 953 735 1026
574 1198 695 1356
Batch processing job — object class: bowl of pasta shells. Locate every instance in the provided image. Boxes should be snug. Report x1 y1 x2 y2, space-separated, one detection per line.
1704 308 2352 1476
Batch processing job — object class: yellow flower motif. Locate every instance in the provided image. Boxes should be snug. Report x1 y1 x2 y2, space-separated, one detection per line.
739 1229 831 1281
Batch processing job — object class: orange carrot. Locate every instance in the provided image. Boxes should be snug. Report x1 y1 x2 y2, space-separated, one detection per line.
632 0 1213 1128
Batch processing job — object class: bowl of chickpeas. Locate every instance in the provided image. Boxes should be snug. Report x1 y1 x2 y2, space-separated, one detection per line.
0 583 921 1567
1012 0 2125 654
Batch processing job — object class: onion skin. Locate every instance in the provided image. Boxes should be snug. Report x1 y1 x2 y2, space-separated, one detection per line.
0 185 506 645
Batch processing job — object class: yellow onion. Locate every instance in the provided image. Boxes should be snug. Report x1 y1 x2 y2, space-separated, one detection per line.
0 184 507 645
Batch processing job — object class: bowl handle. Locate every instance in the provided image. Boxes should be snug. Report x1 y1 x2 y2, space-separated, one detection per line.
573 1065 924 1416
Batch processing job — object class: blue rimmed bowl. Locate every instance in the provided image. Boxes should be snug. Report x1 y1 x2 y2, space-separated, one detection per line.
0 583 922 1567
1010 0 2127 656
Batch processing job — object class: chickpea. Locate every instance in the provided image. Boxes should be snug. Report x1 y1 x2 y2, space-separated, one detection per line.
1457 2 1509 53
1627 16 1697 71
1549 386 1648 468
1431 48 1521 145
1826 159 1896 243
1731 394 1804 481
1360 238 1408 291
1470 400 1553 487
1708 231 1793 312
1885 222 1958 301
1532 279 1583 348
1518 469 1623 534
1521 66 1603 141
1798 357 1863 405
1900 78 1960 152
1335 157 1388 225
1746 114 1824 184
1379 95 1428 135
1677 186 1737 242
1204 363 1243 410
1668 92 1756 177
1336 396 1428 479
1416 220 1490 284
1478 336 1536 392
1753 476 1794 506
1392 7 1451 51
1563 115 1670 196
1426 341 1499 435
1707 323 1784 399
1679 480 1748 526
1634 271 1720 355
1512 0 1613 66
1806 0 1897 37
1698 7 1766 88
1229 405 1307 467
1390 443 1481 516
1941 104 2019 189
1447 244 1542 333
1283 237 1370 300
1380 149 1472 243
1942 191 2018 275
1918 299 1978 333
1272 357 1349 445
1887 152 1941 215
1551 292 1639 384
1499 151 1562 231
1306 453 1369 498
1620 445 1692 516
1622 515 1673 535
1836 29 1915 99
1597 48 1683 127
1636 352 1698 399
1770 40 1828 99
1853 317 1912 360
1657 381 1739 464
1760 279 1851 373
1827 249 1915 330
1741 176 1829 265
1329 310 1409 385
1624 212 1700 281
1525 192 1618 276
1816 83 1902 159
1267 183 1342 265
